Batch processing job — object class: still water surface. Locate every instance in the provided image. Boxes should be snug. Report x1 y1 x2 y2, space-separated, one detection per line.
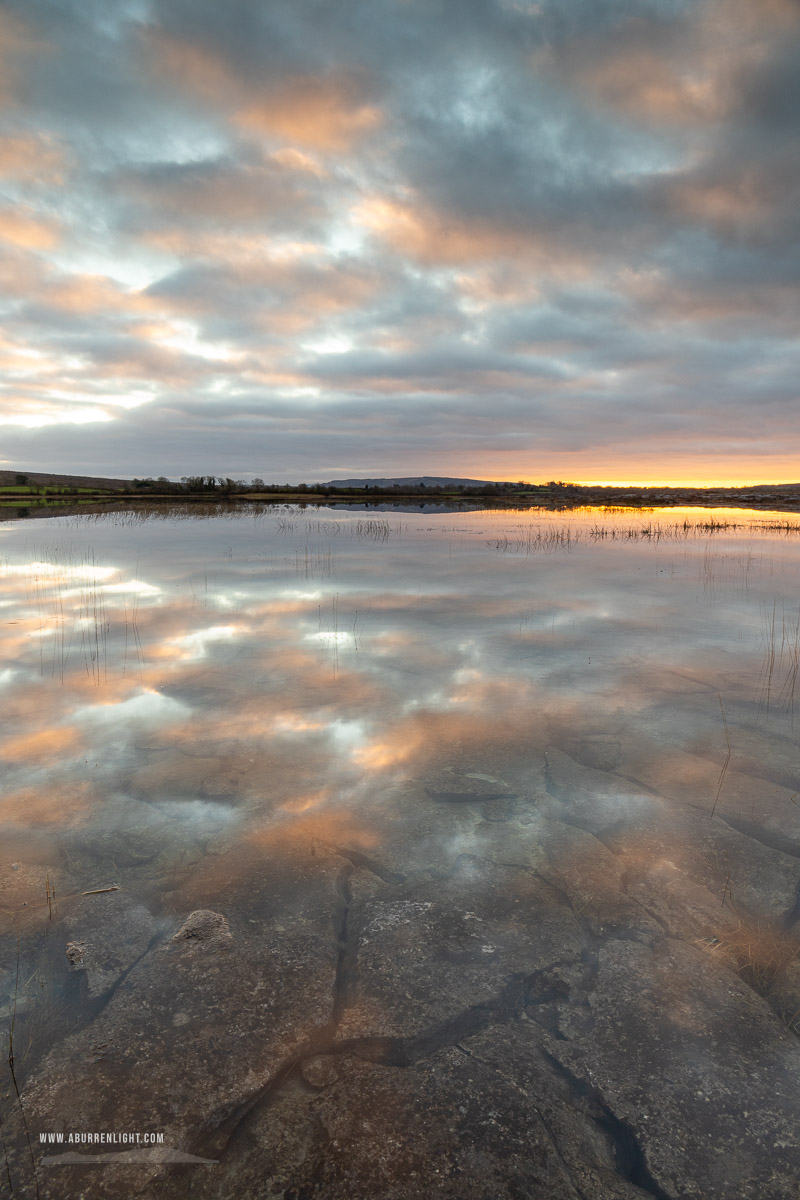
3 504 800 918
1 502 800 1185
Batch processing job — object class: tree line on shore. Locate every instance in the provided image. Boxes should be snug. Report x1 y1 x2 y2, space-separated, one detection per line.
128 476 575 497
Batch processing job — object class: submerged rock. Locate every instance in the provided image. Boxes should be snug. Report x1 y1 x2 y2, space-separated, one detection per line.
4 746 800 1200
548 938 800 1199
544 746 663 833
423 769 515 803
336 857 587 1043
64 940 86 966
172 909 231 945
5 846 344 1200
619 745 800 858
62 889 160 998
190 1027 647 1200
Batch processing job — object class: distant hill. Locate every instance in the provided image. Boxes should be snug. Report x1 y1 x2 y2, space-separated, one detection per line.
0 469 131 490
323 476 497 488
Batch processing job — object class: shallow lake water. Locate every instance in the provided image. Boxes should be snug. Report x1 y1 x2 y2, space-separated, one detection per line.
1 503 799 1199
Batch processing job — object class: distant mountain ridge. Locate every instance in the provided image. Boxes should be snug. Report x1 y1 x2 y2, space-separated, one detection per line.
323 476 497 487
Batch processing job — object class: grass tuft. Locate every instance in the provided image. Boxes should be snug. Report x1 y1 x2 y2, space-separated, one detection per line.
701 919 799 997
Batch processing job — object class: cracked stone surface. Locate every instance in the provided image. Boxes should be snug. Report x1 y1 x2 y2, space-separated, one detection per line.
4 846 343 1200
335 858 587 1042
546 938 800 1199
3 747 800 1200
184 1027 650 1200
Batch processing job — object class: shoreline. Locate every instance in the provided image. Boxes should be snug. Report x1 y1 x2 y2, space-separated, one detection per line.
3 485 800 515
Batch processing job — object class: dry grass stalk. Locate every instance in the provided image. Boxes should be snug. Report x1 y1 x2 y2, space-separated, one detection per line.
702 919 799 996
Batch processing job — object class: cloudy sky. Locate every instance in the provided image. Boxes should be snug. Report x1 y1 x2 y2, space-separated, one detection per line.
0 0 798 484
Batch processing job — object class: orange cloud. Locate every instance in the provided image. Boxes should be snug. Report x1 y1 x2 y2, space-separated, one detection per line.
0 133 66 182
534 0 800 130
357 196 516 264
357 195 593 276
270 147 328 176
454 267 543 308
0 782 94 828
665 171 774 239
529 6 761 129
46 273 154 314
237 74 381 150
248 805 380 852
568 49 724 125
142 227 273 262
620 266 800 330
2 725 81 763
0 207 61 249
147 32 380 151
349 682 546 777
715 0 800 33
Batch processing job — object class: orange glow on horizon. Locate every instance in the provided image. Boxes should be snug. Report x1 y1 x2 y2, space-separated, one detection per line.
458 452 800 490
478 474 800 489
542 478 799 488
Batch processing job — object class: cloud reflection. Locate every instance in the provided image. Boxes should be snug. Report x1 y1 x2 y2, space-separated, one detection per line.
0 506 799 917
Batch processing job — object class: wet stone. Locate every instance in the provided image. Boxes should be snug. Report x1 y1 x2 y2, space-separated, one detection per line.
558 733 623 771
4 509 800 1200
172 908 231 945
336 858 587 1043
126 752 244 802
543 746 664 834
199 774 240 799
537 818 663 938
618 745 800 858
183 1024 647 1200
65 940 86 966
4 848 344 1200
300 1054 340 1089
0 995 35 1021
480 794 518 821
547 937 800 1200
62 825 169 870
601 806 800 924
62 889 161 997
624 867 742 943
771 955 800 1034
423 769 515 803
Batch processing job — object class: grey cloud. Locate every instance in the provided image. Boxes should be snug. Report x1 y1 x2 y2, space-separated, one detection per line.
1 0 799 482
111 155 327 230
299 344 573 386
4 373 800 482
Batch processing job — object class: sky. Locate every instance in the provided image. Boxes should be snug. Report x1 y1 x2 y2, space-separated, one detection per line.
0 0 799 486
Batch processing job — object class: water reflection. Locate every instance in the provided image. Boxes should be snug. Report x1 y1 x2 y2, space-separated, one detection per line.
1 504 800 1193
2 505 799 857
